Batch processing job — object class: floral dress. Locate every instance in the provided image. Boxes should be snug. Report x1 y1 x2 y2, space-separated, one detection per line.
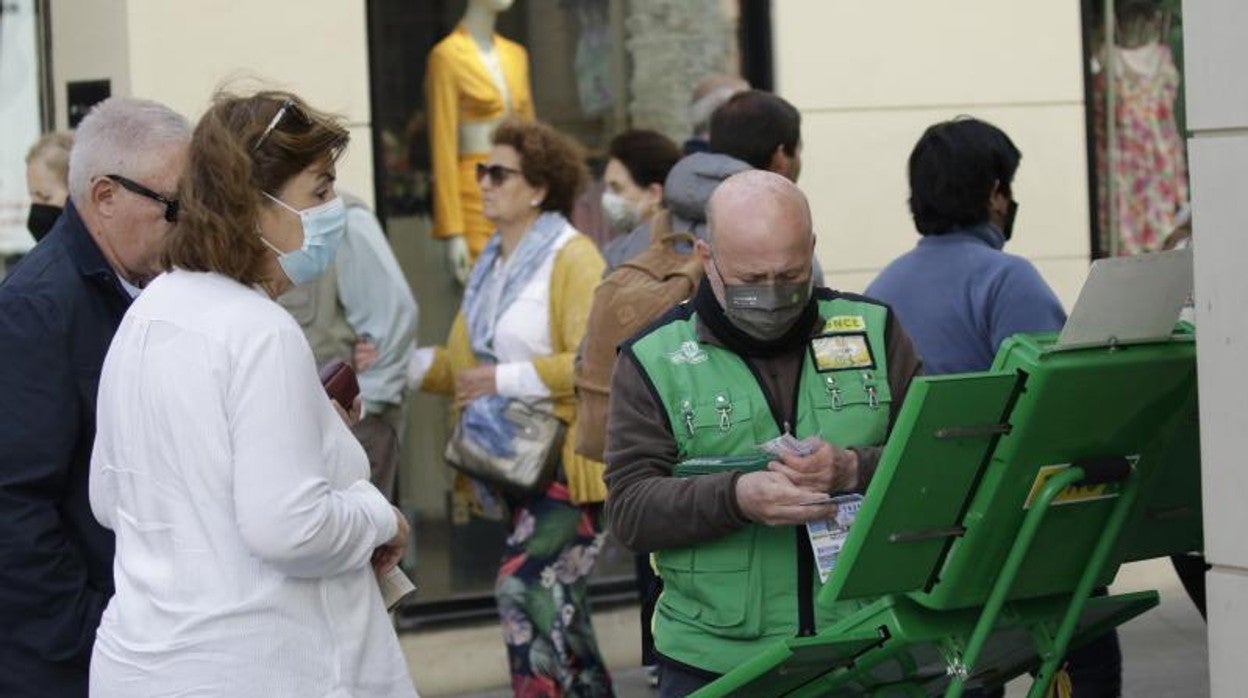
1093 43 1189 255
497 482 614 697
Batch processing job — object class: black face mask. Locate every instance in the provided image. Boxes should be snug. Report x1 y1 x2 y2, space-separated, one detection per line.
27 203 62 242
1001 199 1019 241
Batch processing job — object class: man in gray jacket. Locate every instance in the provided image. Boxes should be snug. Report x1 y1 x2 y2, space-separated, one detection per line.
602 90 822 285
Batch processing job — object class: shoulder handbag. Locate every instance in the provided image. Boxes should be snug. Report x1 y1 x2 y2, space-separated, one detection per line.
444 399 567 496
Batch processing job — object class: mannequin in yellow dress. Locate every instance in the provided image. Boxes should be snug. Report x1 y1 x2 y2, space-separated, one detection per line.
425 0 535 281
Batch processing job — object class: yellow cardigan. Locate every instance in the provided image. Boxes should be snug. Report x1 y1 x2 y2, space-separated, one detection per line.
422 234 608 504
425 27 535 257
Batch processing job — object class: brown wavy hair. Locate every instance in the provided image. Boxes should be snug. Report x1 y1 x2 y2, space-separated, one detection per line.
163 90 349 285
491 118 587 218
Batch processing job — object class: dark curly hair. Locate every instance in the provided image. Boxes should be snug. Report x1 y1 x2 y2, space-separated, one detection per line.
163 90 349 285
491 118 587 218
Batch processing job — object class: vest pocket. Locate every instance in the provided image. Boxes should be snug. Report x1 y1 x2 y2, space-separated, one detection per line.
681 394 758 452
813 370 893 445
654 525 763 638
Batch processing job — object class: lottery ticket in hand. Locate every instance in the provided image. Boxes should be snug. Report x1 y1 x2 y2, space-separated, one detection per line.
806 494 864 583
758 432 821 458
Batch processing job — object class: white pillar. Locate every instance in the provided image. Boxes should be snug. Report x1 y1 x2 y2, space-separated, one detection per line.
1183 2 1248 695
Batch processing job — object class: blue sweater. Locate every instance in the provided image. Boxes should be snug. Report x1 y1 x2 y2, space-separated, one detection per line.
865 224 1066 376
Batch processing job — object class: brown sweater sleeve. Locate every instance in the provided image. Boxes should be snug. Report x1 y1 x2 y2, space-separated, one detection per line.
851 310 923 490
603 350 750 553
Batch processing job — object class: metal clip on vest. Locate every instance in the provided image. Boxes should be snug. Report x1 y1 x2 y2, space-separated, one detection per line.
714 393 733 433
825 375 844 411
681 399 695 437
861 370 880 410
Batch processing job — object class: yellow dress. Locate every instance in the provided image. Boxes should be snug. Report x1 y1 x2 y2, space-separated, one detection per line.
425 27 536 259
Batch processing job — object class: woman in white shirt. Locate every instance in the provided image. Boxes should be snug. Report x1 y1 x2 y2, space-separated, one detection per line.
406 119 614 696
89 91 417 697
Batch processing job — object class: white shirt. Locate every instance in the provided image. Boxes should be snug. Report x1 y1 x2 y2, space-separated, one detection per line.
409 225 576 398
89 269 418 698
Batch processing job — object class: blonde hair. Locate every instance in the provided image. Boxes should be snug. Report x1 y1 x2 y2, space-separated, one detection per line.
25 131 75 187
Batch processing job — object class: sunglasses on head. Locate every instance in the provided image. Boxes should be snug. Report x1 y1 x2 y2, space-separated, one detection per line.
253 98 313 152
105 174 179 223
475 162 523 186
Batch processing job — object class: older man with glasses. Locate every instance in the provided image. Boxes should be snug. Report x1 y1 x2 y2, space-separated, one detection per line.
0 97 190 698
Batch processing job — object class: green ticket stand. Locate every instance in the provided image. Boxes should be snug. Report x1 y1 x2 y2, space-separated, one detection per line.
693 328 1200 697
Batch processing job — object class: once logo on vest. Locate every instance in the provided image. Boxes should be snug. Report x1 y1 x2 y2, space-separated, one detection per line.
823 315 866 332
667 340 709 366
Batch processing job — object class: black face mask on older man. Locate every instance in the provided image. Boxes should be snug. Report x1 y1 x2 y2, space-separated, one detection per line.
26 203 62 242
712 259 813 341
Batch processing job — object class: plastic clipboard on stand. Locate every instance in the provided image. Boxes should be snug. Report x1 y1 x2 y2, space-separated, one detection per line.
693 326 1200 698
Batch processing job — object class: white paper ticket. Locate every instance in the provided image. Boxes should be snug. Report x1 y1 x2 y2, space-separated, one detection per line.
806 494 863 583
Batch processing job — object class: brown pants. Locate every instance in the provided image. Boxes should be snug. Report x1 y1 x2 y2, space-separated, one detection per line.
351 407 401 503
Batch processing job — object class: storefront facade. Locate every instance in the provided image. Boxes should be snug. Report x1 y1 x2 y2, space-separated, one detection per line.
28 0 1221 648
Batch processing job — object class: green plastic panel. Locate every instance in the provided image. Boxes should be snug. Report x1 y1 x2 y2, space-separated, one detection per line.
918 331 1198 610
688 631 883 698
696 591 1158 697
821 372 1020 603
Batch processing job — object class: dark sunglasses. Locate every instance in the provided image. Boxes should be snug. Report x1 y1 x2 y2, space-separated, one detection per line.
105 174 179 223
253 98 313 151
475 162 523 186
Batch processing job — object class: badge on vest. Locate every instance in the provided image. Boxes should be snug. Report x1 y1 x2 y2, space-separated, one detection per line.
823 315 866 333
810 332 876 372
667 340 709 366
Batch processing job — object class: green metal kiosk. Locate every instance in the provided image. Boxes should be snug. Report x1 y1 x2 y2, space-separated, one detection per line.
693 327 1201 697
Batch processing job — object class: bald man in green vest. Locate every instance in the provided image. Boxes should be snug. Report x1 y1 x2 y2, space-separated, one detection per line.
604 170 922 696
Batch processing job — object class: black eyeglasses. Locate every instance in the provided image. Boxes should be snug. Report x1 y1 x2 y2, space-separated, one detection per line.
475 163 523 186
105 174 179 223
253 98 312 151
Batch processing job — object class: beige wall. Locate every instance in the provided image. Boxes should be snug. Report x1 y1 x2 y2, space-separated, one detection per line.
50 0 131 130
49 0 375 206
773 2 1092 309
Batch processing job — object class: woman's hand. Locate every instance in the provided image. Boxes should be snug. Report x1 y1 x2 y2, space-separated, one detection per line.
332 395 363 427
454 364 498 407
354 336 379 373
372 506 410 574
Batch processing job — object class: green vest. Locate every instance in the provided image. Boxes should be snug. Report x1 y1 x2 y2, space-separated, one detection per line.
629 295 893 675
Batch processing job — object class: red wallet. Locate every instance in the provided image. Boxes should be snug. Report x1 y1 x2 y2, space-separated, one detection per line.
319 359 360 409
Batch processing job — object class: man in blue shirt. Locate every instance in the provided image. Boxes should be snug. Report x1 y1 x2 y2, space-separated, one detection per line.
866 117 1122 697
866 117 1065 374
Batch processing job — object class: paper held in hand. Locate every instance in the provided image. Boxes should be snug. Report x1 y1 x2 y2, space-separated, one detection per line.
376 566 418 611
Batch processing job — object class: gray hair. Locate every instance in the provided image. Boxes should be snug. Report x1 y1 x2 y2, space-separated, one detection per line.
68 97 191 207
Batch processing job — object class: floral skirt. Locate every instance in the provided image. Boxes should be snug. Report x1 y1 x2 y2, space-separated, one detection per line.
497 482 615 697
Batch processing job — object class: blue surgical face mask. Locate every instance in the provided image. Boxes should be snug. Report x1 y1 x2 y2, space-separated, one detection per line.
260 192 346 285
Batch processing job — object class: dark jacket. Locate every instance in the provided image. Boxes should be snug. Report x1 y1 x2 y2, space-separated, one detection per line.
0 203 132 696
